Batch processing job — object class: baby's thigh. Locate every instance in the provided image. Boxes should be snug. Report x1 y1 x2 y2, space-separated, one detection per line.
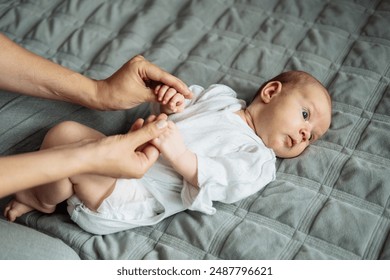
42 121 106 148
72 174 116 211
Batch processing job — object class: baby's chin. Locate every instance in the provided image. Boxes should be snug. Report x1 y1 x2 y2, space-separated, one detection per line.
273 147 305 159
262 137 305 158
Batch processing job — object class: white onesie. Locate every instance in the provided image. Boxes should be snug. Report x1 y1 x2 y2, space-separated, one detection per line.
67 84 276 234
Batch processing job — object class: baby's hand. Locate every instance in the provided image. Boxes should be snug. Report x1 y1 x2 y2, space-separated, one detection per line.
154 84 185 114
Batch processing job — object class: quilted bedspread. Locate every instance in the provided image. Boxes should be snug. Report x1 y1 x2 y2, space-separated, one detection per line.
1 0 390 259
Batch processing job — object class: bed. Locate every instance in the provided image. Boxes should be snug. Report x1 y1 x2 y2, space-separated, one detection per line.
1 0 389 260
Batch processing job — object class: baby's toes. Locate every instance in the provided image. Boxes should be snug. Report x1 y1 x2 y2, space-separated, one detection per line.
4 199 33 222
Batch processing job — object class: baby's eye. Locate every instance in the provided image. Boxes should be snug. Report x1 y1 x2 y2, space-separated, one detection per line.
302 110 309 120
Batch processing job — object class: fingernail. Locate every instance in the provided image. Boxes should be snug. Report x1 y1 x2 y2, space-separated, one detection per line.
156 120 167 129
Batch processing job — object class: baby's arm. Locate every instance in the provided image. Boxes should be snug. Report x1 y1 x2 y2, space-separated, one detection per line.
154 84 186 114
152 121 198 187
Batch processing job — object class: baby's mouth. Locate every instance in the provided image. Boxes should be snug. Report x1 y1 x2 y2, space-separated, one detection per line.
287 136 293 148
287 136 297 148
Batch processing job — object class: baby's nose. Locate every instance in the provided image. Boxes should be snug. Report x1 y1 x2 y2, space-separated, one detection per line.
301 130 310 142
300 125 312 142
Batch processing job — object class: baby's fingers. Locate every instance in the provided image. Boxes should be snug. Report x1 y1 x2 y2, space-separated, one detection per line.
168 93 185 113
162 88 178 105
154 84 162 95
156 85 170 102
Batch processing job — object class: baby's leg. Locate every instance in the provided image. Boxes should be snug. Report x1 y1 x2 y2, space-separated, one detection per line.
71 174 116 211
4 121 115 221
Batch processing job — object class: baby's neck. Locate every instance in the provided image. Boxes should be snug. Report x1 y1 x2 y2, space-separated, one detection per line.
235 109 255 132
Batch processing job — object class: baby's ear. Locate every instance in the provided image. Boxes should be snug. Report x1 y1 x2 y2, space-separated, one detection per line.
260 81 282 103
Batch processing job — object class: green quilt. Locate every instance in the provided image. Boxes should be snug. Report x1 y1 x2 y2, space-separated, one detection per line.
0 0 389 259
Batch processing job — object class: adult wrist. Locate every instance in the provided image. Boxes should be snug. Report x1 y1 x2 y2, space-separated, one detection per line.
88 79 109 110
64 139 98 175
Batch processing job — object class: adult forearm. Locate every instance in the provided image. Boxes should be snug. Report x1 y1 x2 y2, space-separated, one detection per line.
0 144 90 198
0 34 191 110
0 34 98 108
0 118 169 198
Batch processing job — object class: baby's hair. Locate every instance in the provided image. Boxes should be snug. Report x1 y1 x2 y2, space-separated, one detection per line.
253 70 330 104
270 71 326 90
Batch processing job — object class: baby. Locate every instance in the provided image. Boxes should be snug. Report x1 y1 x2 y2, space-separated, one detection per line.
4 71 331 235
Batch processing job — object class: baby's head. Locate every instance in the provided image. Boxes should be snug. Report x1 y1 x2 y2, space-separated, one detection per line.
247 71 331 158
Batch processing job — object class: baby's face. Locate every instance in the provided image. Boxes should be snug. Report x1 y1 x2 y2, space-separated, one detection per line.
252 83 331 158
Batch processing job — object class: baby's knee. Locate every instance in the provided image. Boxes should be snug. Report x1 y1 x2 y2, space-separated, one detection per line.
42 121 85 148
49 121 83 138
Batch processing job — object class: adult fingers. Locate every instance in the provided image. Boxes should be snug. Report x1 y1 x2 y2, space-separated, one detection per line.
133 55 192 99
150 67 192 99
130 118 145 132
139 142 160 166
126 118 168 149
145 113 168 124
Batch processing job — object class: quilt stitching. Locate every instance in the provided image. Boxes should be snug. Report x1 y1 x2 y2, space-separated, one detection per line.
1 0 390 259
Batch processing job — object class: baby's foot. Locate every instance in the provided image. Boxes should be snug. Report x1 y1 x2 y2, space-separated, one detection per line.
3 199 34 222
3 190 56 222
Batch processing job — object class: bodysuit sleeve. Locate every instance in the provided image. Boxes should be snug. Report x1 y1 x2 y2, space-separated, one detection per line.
181 145 276 215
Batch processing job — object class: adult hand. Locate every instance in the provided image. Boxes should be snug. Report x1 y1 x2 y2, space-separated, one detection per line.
95 55 192 110
87 114 169 178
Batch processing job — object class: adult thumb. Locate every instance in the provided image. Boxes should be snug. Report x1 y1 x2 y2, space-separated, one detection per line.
126 119 167 148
